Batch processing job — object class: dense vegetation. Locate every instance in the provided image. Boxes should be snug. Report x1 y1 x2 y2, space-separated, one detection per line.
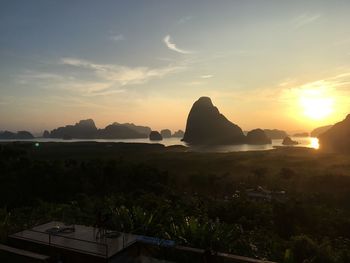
1 142 350 262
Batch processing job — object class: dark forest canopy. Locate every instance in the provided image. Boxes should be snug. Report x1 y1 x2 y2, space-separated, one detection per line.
0 142 350 262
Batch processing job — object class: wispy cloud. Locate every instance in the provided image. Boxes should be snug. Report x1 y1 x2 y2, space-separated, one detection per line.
201 74 213 79
18 71 71 83
291 13 321 29
163 35 192 54
18 57 185 96
279 72 350 93
110 34 125 42
177 16 192 25
61 57 183 87
60 58 104 70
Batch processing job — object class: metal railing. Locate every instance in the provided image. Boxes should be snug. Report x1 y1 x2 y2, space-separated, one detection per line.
18 228 109 258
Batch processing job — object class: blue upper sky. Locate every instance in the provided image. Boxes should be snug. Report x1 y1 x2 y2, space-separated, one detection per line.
1 0 350 133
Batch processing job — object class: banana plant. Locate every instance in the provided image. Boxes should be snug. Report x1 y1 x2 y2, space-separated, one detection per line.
168 216 241 253
111 206 156 236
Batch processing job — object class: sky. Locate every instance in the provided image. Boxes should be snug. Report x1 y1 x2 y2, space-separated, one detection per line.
1 0 350 134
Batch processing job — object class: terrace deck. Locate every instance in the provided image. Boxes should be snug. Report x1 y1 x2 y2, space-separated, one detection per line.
9 221 137 259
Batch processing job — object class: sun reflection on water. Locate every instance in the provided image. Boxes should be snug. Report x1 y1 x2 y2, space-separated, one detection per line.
310 137 319 149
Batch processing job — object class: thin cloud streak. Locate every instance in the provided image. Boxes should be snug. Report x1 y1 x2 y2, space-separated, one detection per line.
291 13 321 29
110 34 125 42
163 35 192 54
61 57 183 87
20 57 186 96
177 16 192 25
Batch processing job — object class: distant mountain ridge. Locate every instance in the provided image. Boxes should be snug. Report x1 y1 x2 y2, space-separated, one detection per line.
0 130 34 139
263 129 288 139
48 119 150 139
293 132 309 137
50 119 98 139
112 122 151 136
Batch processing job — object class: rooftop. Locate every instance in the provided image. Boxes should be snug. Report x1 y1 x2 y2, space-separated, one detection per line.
8 221 276 263
9 221 137 259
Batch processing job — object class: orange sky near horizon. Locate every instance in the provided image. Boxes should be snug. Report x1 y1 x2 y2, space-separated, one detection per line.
1 1 350 135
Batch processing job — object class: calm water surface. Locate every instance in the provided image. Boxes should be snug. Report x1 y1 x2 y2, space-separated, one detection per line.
0 137 319 153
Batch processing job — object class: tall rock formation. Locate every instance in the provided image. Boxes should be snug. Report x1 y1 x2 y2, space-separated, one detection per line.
318 115 350 153
310 125 333 137
182 97 245 145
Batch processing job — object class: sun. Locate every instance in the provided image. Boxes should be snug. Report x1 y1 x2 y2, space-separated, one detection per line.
299 88 334 120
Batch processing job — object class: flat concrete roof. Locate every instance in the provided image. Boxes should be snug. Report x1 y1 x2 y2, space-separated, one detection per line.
9 221 276 263
9 221 137 258
0 244 50 260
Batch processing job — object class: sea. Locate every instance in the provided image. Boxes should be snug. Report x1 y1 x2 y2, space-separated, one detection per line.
0 137 319 153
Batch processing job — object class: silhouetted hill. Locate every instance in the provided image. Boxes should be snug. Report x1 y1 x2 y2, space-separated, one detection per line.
0 130 34 139
246 129 272 144
113 122 151 136
50 119 98 139
149 131 163 141
282 136 298 146
319 115 350 153
293 132 309 137
311 125 333 137
98 124 147 139
17 131 35 139
0 131 16 139
172 130 184 138
183 97 245 145
49 119 149 139
161 129 172 138
263 129 288 139
43 130 50 138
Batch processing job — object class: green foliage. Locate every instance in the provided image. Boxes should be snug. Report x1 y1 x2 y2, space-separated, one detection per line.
1 143 350 262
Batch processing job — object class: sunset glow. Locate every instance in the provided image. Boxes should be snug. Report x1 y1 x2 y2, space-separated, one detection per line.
299 88 334 120
310 137 320 149
1 1 350 133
